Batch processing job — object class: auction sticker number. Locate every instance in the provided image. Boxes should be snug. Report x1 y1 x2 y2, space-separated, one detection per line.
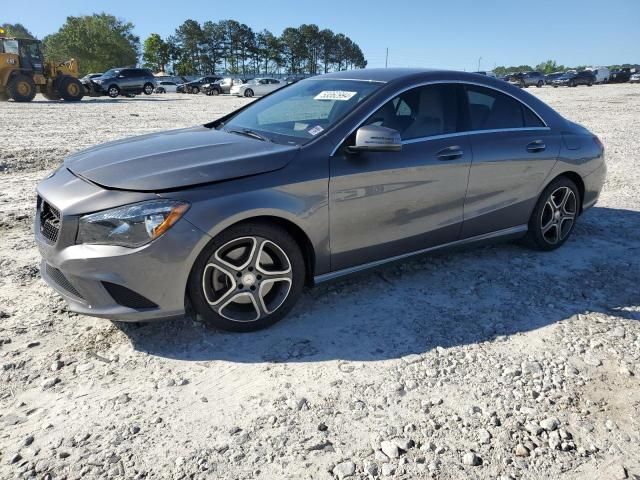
314 91 357 101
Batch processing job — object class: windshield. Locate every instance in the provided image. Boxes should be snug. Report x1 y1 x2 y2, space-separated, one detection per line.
221 79 382 145
102 68 121 78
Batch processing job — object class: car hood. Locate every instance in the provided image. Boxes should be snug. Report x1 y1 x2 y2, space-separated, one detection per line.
65 126 298 191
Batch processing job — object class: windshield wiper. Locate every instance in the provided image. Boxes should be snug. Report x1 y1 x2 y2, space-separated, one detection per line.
228 129 270 142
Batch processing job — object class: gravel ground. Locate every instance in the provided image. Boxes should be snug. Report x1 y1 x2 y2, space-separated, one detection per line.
1 85 639 480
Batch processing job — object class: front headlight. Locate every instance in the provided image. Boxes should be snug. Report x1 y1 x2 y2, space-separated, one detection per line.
77 200 190 247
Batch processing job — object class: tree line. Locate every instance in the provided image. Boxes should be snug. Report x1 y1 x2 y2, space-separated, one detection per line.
143 20 366 77
2 15 366 77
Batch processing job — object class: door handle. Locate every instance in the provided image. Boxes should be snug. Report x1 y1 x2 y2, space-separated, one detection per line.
436 146 464 160
526 140 546 153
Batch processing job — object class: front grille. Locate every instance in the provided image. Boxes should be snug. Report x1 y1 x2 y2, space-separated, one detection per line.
45 264 84 299
38 196 61 244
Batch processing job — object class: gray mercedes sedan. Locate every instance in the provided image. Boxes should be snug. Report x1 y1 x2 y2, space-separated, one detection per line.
35 69 606 331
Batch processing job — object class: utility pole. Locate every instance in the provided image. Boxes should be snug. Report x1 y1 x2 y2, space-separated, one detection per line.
385 48 389 68
478 56 482 72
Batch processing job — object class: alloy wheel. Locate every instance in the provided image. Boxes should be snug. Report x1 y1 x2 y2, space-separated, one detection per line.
540 186 577 245
201 236 292 322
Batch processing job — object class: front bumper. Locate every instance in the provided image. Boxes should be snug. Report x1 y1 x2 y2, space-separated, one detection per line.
35 169 210 322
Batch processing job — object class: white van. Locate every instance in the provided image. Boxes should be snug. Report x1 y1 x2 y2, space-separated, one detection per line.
587 67 610 84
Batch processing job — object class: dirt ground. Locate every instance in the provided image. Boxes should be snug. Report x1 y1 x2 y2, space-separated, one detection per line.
0 85 639 480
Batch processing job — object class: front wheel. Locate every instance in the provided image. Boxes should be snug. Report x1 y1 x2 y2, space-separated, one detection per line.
188 222 305 332
108 85 120 98
525 177 580 251
244 88 254 97
60 76 84 101
537 81 543 88
143 83 154 95
191 87 200 94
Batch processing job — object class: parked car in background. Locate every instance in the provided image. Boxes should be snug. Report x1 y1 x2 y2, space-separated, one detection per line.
509 71 545 88
630 72 640 83
230 77 284 97
586 67 610 84
203 77 245 95
544 72 565 83
182 76 222 94
552 70 595 87
86 68 156 98
155 81 177 93
80 73 103 83
34 68 606 331
609 68 633 83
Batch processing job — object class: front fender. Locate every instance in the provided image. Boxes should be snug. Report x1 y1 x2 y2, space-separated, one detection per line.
159 171 330 276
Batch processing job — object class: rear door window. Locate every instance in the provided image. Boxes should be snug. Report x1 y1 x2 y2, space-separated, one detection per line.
465 85 544 130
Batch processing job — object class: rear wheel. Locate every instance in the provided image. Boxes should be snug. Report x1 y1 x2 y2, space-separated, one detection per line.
108 85 120 98
525 177 580 251
537 80 543 88
191 86 200 94
210 88 220 96
244 88 254 97
588 81 593 87
60 76 84 101
188 222 305 332
143 82 154 95
8 74 36 102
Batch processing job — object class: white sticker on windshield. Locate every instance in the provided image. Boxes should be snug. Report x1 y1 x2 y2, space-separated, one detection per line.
314 90 357 101
308 125 324 136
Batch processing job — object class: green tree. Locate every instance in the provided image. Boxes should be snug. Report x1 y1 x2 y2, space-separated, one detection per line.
1 23 35 39
173 19 205 75
42 13 139 75
535 60 565 74
142 33 170 73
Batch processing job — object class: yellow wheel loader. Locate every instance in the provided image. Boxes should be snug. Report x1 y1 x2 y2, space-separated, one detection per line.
0 36 84 102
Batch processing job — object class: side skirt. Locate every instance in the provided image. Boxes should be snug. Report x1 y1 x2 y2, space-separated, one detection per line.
313 225 528 284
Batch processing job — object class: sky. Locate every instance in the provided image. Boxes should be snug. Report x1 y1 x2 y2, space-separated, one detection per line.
3 0 639 70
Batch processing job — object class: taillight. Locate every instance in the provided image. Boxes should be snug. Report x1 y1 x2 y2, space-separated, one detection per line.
593 135 604 151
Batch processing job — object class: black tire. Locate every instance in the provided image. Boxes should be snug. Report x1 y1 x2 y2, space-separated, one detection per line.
569 80 576 87
244 88 254 97
8 74 36 102
156 87 165 94
524 176 580 251
191 86 200 94
588 81 593 87
210 88 220 96
60 76 84 101
537 81 543 88
107 85 120 98
188 222 306 332
143 83 154 95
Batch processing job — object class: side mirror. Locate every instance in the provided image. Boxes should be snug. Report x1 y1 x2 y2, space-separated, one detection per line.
347 125 402 153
